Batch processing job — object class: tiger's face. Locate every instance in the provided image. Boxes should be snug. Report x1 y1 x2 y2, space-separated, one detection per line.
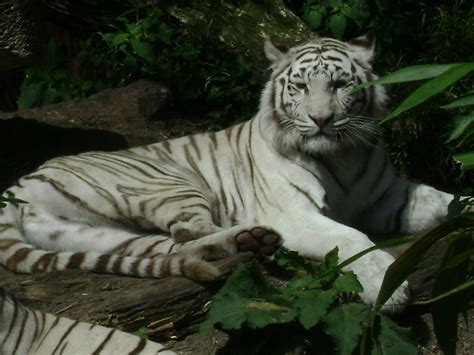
263 34 388 154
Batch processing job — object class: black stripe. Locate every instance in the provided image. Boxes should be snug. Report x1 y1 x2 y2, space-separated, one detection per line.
92 328 116 354
289 182 322 210
128 338 147 354
12 302 29 355
35 317 60 350
393 185 411 233
52 320 79 355
188 135 202 160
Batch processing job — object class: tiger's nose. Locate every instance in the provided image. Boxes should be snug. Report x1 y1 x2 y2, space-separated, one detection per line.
308 114 334 128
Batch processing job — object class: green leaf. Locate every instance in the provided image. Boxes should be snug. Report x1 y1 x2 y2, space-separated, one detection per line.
17 81 45 109
375 315 418 355
352 63 464 93
42 86 60 105
413 279 474 305
453 151 474 170
373 215 474 313
323 247 340 270
350 2 370 27
332 271 364 293
81 80 94 92
275 250 315 275
441 94 474 109
327 0 343 7
283 275 320 296
328 13 347 39
304 8 322 30
336 235 417 272
446 112 474 142
112 33 129 46
323 302 371 355
381 63 474 123
431 234 473 355
294 289 336 329
131 39 154 64
200 261 296 334
200 293 296 334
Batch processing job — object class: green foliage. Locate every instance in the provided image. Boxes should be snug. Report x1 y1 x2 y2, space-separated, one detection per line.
18 40 94 109
356 62 474 171
0 195 27 208
356 63 474 353
201 248 418 354
361 209 474 355
18 6 260 126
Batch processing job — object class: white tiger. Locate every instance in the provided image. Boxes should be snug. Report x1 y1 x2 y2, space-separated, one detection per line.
0 34 454 313
0 287 174 355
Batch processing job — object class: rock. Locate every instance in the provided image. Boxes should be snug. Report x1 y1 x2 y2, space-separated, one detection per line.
0 0 43 70
0 79 210 191
0 79 210 146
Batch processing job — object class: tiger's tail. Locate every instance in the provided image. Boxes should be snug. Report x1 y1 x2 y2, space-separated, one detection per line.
0 288 176 354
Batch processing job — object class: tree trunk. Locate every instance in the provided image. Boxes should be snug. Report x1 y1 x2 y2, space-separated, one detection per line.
164 0 311 81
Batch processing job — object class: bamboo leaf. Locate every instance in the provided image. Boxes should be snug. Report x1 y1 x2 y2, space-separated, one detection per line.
373 215 474 312
381 63 474 123
446 112 474 142
352 63 464 93
453 151 474 170
412 279 474 305
441 94 474 109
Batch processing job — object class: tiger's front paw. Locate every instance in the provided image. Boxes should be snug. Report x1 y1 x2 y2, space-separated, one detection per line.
235 226 281 257
352 250 410 314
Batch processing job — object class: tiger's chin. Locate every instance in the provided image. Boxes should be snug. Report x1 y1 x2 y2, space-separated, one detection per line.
298 133 347 156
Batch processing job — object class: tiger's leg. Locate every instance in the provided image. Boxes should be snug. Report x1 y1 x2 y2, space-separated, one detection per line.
0 206 220 282
138 184 224 243
358 178 454 234
133 225 282 261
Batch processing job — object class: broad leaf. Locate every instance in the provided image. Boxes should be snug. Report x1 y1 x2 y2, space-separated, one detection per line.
332 271 364 293
200 261 296 334
18 81 45 109
453 151 474 171
374 315 418 355
381 62 474 123
294 289 336 329
275 249 316 275
200 293 296 334
323 302 371 355
305 8 322 30
328 13 347 39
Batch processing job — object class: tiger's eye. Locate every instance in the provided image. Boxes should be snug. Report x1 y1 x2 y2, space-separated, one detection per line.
295 82 307 90
333 80 347 90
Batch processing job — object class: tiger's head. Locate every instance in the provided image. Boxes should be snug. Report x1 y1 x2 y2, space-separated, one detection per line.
261 34 388 155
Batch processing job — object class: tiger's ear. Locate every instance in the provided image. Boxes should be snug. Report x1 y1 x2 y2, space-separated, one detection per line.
264 39 289 65
347 33 375 63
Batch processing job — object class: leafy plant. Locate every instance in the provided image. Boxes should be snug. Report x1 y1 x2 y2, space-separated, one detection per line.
354 62 474 172
352 62 474 354
18 6 260 127
201 248 418 354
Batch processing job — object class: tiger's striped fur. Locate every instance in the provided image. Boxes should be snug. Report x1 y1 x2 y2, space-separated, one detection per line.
0 288 174 355
0 34 454 312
